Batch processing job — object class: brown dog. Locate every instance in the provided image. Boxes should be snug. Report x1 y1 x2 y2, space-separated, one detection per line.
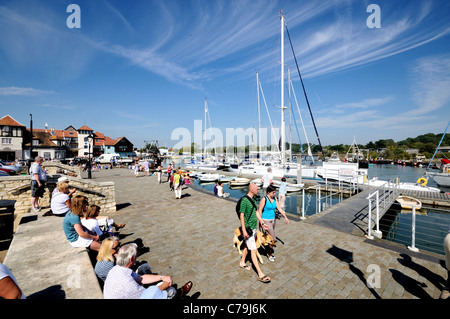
232 227 276 264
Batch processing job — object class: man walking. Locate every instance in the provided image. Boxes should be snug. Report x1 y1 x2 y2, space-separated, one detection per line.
261 167 273 196
30 156 47 212
238 183 271 283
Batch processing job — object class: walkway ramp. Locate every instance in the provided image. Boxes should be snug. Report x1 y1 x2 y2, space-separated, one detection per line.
307 186 398 236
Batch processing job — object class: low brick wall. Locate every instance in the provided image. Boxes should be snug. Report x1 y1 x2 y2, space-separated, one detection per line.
1 175 116 216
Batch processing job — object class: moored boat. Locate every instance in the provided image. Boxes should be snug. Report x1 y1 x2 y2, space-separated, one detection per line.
395 195 422 210
198 173 224 182
229 177 251 186
427 162 450 187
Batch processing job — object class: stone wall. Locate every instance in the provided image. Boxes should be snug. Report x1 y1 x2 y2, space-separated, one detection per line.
0 174 116 216
41 161 82 177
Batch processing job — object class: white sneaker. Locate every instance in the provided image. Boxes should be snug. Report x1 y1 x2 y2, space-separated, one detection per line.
166 287 177 299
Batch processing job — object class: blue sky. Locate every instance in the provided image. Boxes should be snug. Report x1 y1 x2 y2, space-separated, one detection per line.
1 0 449 150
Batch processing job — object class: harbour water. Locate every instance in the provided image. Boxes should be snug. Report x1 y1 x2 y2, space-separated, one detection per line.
367 164 450 255
187 162 450 255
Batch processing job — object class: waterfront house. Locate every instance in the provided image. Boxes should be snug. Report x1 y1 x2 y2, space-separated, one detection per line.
0 115 26 161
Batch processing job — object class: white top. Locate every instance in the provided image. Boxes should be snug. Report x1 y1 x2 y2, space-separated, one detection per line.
50 192 70 215
81 218 103 236
262 173 273 188
217 185 224 197
0 263 26 299
29 163 47 181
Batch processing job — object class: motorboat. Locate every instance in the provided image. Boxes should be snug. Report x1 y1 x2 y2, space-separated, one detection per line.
395 195 422 210
317 161 368 184
363 177 441 193
198 173 224 182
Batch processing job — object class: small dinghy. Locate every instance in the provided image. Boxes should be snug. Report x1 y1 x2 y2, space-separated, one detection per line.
229 177 251 186
218 176 236 183
395 195 422 210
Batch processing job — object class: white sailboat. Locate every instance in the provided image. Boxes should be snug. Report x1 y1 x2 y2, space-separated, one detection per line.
426 121 450 188
427 161 450 187
185 98 228 172
239 13 320 181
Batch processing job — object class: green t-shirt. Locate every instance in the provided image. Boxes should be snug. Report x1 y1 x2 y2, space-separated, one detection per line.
239 196 257 230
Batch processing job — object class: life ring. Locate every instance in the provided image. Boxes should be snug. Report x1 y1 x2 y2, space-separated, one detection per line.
417 177 428 186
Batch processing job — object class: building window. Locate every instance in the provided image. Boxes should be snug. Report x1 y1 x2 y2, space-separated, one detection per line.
1 138 12 144
1 126 11 137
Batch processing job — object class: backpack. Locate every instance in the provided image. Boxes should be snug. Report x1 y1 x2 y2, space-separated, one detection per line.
235 195 258 220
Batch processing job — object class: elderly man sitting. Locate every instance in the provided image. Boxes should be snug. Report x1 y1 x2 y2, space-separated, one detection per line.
103 243 192 299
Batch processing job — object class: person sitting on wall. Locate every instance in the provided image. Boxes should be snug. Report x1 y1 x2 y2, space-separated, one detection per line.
62 195 101 251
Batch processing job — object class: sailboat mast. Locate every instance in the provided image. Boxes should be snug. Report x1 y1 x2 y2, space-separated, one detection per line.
288 68 292 163
280 11 286 165
257 72 261 163
204 98 207 158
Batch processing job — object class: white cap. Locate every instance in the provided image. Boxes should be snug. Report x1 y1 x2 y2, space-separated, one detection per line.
58 176 69 183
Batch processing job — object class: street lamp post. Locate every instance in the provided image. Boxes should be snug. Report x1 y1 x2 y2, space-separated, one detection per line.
29 114 33 167
87 133 93 179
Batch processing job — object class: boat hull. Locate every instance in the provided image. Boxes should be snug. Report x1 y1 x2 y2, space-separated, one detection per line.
428 173 450 187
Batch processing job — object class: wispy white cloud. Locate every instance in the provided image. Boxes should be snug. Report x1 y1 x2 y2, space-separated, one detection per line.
40 103 74 110
332 97 394 113
0 87 54 96
314 52 450 135
2 0 447 89
408 54 450 116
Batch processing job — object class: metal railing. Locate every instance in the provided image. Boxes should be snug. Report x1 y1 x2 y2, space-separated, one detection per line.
299 176 360 219
365 179 399 240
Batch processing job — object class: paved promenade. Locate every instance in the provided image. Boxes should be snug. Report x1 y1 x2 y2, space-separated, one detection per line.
90 168 448 299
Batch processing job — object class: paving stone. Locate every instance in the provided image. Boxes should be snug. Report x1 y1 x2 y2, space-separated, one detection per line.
30 168 446 299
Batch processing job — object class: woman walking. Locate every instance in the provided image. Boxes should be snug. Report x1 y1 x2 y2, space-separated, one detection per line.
257 184 289 261
173 169 182 199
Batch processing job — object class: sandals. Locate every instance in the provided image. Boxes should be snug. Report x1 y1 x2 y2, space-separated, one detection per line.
258 275 271 283
239 264 251 271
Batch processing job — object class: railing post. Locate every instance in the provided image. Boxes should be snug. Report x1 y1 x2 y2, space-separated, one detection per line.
366 195 374 240
318 186 321 213
301 188 306 220
374 191 382 239
408 205 419 252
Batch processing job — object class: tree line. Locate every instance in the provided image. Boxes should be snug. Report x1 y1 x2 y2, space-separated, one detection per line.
167 132 449 161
